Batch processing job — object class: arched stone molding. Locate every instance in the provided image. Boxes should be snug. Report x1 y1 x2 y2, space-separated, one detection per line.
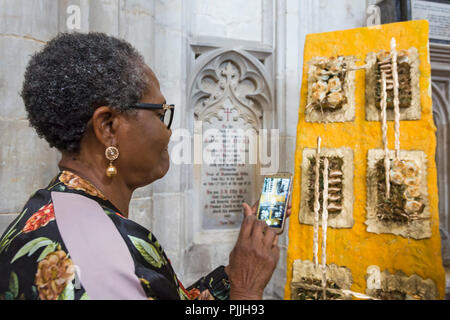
432 81 450 262
430 43 450 268
188 48 274 131
430 43 450 299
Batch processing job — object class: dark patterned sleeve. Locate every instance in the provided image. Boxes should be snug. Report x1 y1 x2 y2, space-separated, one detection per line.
187 265 230 300
0 195 89 300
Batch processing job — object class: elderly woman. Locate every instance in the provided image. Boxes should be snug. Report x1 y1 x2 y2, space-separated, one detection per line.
0 32 287 300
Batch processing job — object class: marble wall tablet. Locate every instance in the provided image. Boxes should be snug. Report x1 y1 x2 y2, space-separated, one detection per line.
196 60 261 229
305 55 357 123
366 149 431 239
299 147 354 229
365 47 421 121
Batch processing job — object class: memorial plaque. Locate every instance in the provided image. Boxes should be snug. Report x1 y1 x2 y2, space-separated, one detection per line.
201 112 255 229
197 61 261 229
412 0 450 43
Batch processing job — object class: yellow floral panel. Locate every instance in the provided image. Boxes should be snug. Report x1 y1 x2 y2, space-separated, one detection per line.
285 20 446 299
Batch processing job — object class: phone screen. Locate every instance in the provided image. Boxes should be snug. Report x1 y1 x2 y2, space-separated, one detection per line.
257 176 292 229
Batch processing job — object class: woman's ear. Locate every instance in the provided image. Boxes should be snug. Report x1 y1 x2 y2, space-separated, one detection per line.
91 106 121 147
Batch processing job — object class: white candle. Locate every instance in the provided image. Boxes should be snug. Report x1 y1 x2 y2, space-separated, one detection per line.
391 37 401 159
321 158 329 300
313 136 321 267
381 71 390 199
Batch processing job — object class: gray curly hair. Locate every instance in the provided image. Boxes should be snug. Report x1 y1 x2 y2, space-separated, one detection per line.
21 32 149 154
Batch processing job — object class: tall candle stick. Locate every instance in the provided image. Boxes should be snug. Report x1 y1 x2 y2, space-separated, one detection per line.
391 37 400 159
313 136 321 267
321 158 329 300
381 71 390 199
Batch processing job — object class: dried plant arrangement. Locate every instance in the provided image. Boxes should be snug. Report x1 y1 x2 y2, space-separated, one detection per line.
300 147 354 229
291 278 347 300
366 149 430 239
365 265 438 300
307 156 344 215
365 41 420 121
290 260 353 300
375 50 411 109
305 55 358 122
374 157 424 223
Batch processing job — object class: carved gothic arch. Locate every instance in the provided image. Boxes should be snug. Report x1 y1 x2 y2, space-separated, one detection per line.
188 48 274 130
430 43 450 269
432 81 450 261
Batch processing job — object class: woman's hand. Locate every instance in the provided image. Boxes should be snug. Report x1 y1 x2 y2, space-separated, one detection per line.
225 200 291 300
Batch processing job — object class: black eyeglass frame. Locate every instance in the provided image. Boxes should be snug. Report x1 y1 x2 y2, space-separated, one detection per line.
131 103 175 129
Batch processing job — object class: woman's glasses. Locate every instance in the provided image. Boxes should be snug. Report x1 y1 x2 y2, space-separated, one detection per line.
130 103 175 129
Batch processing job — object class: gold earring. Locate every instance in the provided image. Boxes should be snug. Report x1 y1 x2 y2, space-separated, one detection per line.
105 146 119 177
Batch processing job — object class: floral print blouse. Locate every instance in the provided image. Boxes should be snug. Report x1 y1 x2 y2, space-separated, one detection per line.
0 171 230 300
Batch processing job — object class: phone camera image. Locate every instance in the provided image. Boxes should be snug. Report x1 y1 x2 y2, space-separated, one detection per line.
257 177 291 230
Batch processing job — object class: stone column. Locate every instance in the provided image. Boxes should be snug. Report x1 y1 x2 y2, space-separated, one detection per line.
149 0 189 277
117 0 157 235
0 0 60 233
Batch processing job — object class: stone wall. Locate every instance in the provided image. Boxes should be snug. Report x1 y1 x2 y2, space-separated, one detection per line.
0 0 60 233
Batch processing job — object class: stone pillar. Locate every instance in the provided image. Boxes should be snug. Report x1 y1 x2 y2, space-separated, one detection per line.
118 0 157 235
0 0 60 232
149 0 189 276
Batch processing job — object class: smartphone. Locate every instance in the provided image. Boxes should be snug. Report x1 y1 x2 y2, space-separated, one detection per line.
256 173 293 234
